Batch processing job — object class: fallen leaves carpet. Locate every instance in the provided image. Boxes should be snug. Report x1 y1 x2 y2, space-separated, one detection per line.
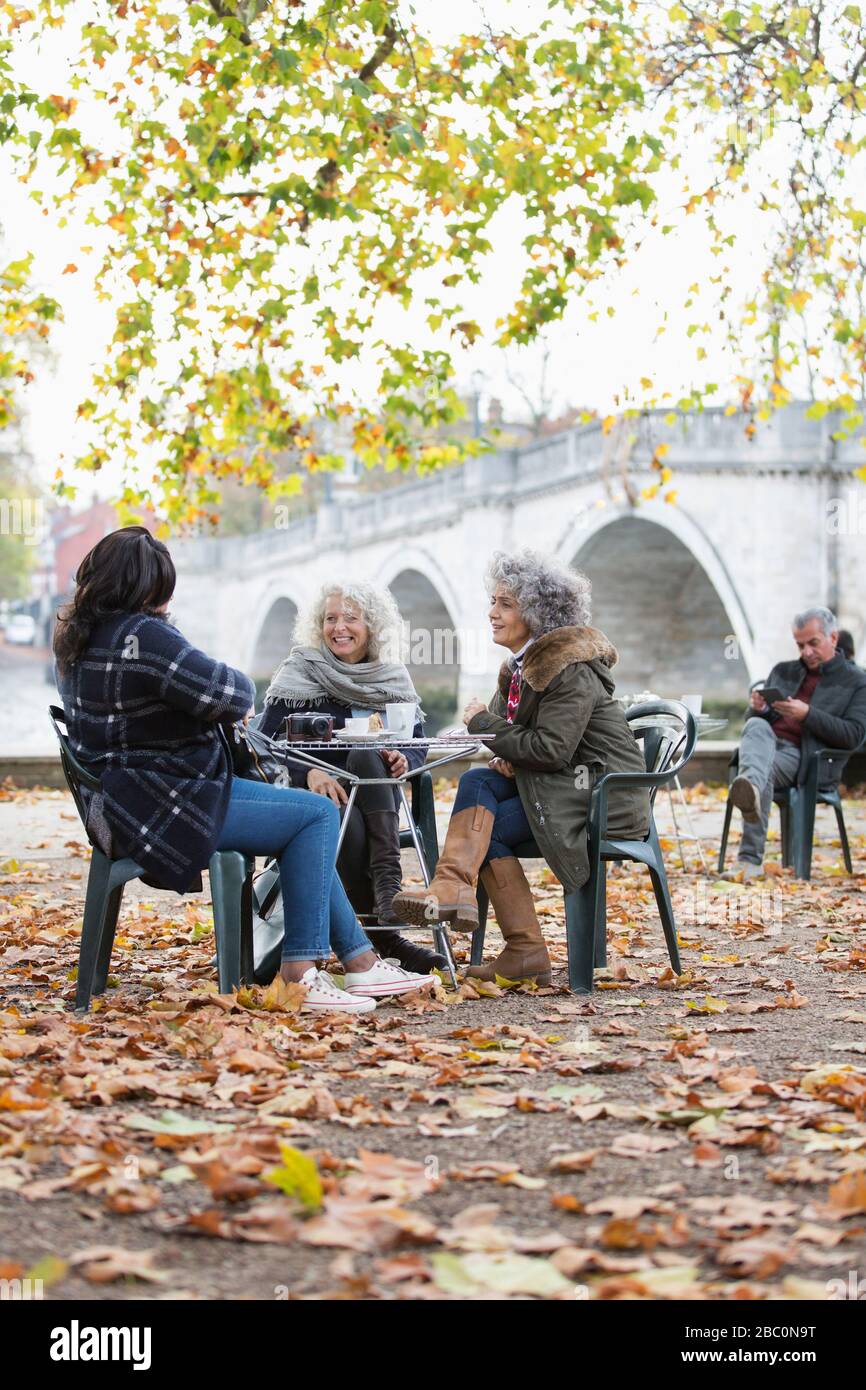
0 781 865 1301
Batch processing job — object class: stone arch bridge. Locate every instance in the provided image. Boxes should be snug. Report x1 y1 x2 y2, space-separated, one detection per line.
171 402 866 715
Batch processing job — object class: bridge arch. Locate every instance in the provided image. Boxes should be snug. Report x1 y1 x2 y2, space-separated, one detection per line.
247 595 299 683
378 551 461 730
560 502 757 696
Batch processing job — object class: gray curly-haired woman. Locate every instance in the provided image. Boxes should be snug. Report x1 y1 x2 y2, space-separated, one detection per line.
392 549 650 985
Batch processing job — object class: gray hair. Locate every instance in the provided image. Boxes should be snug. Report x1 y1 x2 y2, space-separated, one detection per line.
485 549 592 635
793 606 837 636
295 581 402 660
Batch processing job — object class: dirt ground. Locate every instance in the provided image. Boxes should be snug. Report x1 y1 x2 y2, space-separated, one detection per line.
1 779 865 1302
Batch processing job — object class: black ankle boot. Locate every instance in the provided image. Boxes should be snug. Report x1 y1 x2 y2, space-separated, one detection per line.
364 809 406 926
367 928 447 975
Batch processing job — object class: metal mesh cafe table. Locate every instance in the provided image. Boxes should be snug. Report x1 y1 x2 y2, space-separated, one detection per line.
275 733 498 985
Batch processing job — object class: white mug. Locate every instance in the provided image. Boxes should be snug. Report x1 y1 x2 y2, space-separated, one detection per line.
386 702 416 737
343 716 370 734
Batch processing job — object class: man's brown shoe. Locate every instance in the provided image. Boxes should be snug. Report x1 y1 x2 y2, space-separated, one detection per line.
730 775 761 824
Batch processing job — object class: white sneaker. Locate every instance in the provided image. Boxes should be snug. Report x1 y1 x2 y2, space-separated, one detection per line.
343 958 435 1000
298 966 376 1014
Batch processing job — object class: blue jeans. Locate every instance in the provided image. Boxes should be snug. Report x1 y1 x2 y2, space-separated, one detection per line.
216 777 371 964
453 766 533 861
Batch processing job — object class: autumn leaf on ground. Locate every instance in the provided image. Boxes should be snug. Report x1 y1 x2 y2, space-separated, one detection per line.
685 996 728 1014
825 1171 866 1216
430 1251 572 1298
610 1132 682 1158
69 1247 169 1284
264 1145 323 1210
549 1150 598 1173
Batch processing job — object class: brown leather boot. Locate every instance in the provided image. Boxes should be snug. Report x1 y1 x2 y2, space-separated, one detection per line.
391 805 494 931
465 857 552 985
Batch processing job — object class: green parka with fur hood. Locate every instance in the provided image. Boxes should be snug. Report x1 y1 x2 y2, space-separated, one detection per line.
466 625 650 892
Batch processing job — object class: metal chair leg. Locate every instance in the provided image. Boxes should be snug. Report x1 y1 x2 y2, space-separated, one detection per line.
671 774 709 873
434 926 458 988
396 782 455 982
666 784 687 868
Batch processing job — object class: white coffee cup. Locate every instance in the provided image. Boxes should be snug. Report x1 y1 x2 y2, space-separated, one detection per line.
681 694 702 716
343 716 370 734
386 702 416 737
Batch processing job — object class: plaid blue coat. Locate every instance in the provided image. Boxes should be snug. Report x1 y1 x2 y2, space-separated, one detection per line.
60 613 255 892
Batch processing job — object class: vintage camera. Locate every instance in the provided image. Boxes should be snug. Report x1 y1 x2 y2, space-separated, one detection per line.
284 712 334 742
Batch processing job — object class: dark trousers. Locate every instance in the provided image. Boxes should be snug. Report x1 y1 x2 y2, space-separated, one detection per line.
452 766 533 863
336 748 400 913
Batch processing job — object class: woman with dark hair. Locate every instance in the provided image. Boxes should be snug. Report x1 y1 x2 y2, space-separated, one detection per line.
55 527 432 1013
837 629 856 663
392 549 650 986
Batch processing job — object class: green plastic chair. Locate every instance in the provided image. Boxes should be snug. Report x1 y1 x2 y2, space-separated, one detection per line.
718 741 862 880
49 706 255 1012
469 701 697 994
401 771 440 874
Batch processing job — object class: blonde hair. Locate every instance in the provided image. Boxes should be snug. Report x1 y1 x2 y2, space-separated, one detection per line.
295 581 403 661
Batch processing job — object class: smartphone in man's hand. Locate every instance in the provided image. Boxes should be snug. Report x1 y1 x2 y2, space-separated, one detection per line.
758 686 786 705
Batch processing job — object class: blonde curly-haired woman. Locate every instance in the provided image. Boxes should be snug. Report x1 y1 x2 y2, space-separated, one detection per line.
259 581 445 975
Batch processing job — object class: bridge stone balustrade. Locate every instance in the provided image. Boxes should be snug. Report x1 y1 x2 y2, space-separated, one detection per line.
169 402 866 714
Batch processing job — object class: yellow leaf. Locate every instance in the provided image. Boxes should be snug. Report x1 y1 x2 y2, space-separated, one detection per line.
264 1146 323 1209
685 995 728 1014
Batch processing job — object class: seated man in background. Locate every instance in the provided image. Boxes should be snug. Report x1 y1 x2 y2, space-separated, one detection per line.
729 607 866 879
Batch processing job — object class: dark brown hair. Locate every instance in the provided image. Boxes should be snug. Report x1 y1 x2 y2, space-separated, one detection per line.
53 525 176 674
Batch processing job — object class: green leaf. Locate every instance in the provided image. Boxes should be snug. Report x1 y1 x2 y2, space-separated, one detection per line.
342 77 372 100
25 1255 68 1288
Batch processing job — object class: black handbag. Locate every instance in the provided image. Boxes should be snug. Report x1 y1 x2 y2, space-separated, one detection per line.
227 718 303 787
